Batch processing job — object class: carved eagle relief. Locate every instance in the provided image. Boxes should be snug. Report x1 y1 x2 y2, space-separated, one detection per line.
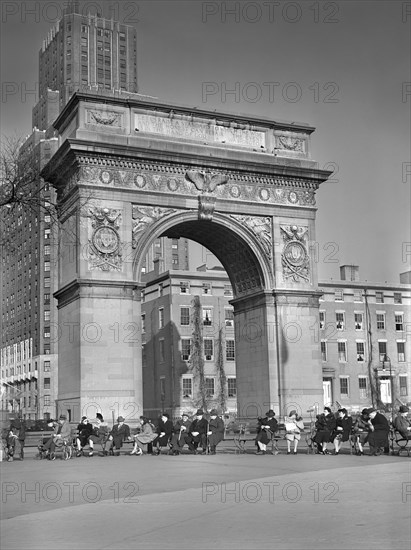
186 170 229 193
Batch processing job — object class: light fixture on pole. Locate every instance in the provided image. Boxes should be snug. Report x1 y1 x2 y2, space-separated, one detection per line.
381 354 394 414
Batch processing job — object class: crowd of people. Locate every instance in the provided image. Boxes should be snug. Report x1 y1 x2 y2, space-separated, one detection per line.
3 404 411 461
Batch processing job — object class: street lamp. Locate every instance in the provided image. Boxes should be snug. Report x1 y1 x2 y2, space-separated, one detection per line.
381 354 394 416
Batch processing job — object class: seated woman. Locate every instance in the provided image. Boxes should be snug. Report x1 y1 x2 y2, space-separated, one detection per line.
76 417 94 457
367 408 390 456
331 408 353 455
89 413 109 456
152 413 174 455
284 410 304 455
351 408 371 455
314 407 336 454
255 410 278 455
130 416 157 455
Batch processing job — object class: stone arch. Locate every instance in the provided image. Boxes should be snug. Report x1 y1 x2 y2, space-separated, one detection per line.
132 210 274 298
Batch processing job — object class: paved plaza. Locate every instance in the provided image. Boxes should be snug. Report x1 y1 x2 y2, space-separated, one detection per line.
1 447 410 550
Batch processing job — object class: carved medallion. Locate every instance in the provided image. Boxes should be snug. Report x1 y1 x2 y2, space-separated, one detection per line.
99 170 113 184
229 185 241 198
258 188 270 201
280 225 310 282
288 191 298 204
88 208 122 272
167 178 180 192
134 174 147 188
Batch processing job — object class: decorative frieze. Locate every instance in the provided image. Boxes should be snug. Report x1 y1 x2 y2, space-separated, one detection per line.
88 207 122 272
86 109 123 127
280 225 310 283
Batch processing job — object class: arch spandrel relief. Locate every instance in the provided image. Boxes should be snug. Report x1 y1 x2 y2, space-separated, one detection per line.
280 225 310 283
87 207 123 272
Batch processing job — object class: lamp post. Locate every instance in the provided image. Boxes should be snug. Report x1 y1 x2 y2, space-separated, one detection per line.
382 354 394 416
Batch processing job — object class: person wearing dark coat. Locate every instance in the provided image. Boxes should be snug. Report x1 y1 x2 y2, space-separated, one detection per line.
7 414 26 461
331 408 353 454
76 417 94 456
393 406 411 439
367 408 390 455
207 409 225 454
186 409 208 454
255 410 278 455
152 413 174 455
351 408 371 455
314 407 336 454
170 413 192 455
106 416 131 456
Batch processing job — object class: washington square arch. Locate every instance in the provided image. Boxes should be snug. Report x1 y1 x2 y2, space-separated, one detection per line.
42 92 332 422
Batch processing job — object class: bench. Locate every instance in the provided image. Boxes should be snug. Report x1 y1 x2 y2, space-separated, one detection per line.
390 429 411 457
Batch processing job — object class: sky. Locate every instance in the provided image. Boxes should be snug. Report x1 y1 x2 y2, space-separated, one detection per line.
1 0 410 284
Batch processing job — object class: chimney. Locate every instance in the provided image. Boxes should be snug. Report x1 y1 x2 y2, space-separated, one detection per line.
340 265 360 282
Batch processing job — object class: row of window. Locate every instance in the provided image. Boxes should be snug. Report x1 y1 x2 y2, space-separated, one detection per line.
319 311 405 332
144 338 235 364
337 375 408 397
330 289 402 304
180 376 237 399
179 281 233 296
321 340 406 363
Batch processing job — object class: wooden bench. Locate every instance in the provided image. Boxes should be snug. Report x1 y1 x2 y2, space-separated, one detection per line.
390 429 411 457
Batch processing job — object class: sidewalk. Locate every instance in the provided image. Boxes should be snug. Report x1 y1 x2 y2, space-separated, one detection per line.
1 450 410 549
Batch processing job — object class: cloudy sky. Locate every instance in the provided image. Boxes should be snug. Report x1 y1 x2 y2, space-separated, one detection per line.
1 0 410 283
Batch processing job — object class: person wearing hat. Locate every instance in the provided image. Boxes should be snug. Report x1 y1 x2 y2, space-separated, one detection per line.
75 416 94 457
42 415 72 460
331 408 353 455
152 413 174 455
130 416 157 455
255 410 278 455
170 413 192 455
207 409 225 455
6 412 26 462
366 408 390 456
351 408 372 455
284 410 304 455
186 409 208 454
393 405 411 439
106 416 131 456
313 407 336 455
89 413 110 456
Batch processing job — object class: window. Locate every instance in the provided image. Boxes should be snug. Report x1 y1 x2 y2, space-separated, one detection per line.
181 339 191 361
44 395 50 406
226 339 235 361
44 229 50 239
204 339 214 360
159 339 165 362
158 284 163 297
227 377 237 398
358 377 367 399
225 308 234 327
356 341 365 362
338 341 347 362
395 313 404 331
81 24 88 33
180 282 190 294
353 289 363 302
334 289 343 301
44 277 50 288
44 330 50 338
319 311 325 329
205 377 215 397
203 308 212 326
159 308 164 329
182 376 193 399
378 341 387 362
399 375 408 397
224 284 233 297
160 377 165 399
376 291 384 303
354 313 363 330
44 261 50 272
44 361 50 372
321 340 327 362
394 292 402 304
44 377 50 389
202 282 211 295
44 311 50 322
397 341 405 362
180 307 190 326
376 313 385 330
44 294 50 304
339 377 349 396
336 312 345 330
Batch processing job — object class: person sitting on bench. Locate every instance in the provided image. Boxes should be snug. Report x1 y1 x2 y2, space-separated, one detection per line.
186 409 208 454
42 415 72 460
170 413 192 455
105 416 131 456
207 409 225 455
130 416 157 455
76 416 93 456
152 413 173 455
255 409 278 455
393 405 411 439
